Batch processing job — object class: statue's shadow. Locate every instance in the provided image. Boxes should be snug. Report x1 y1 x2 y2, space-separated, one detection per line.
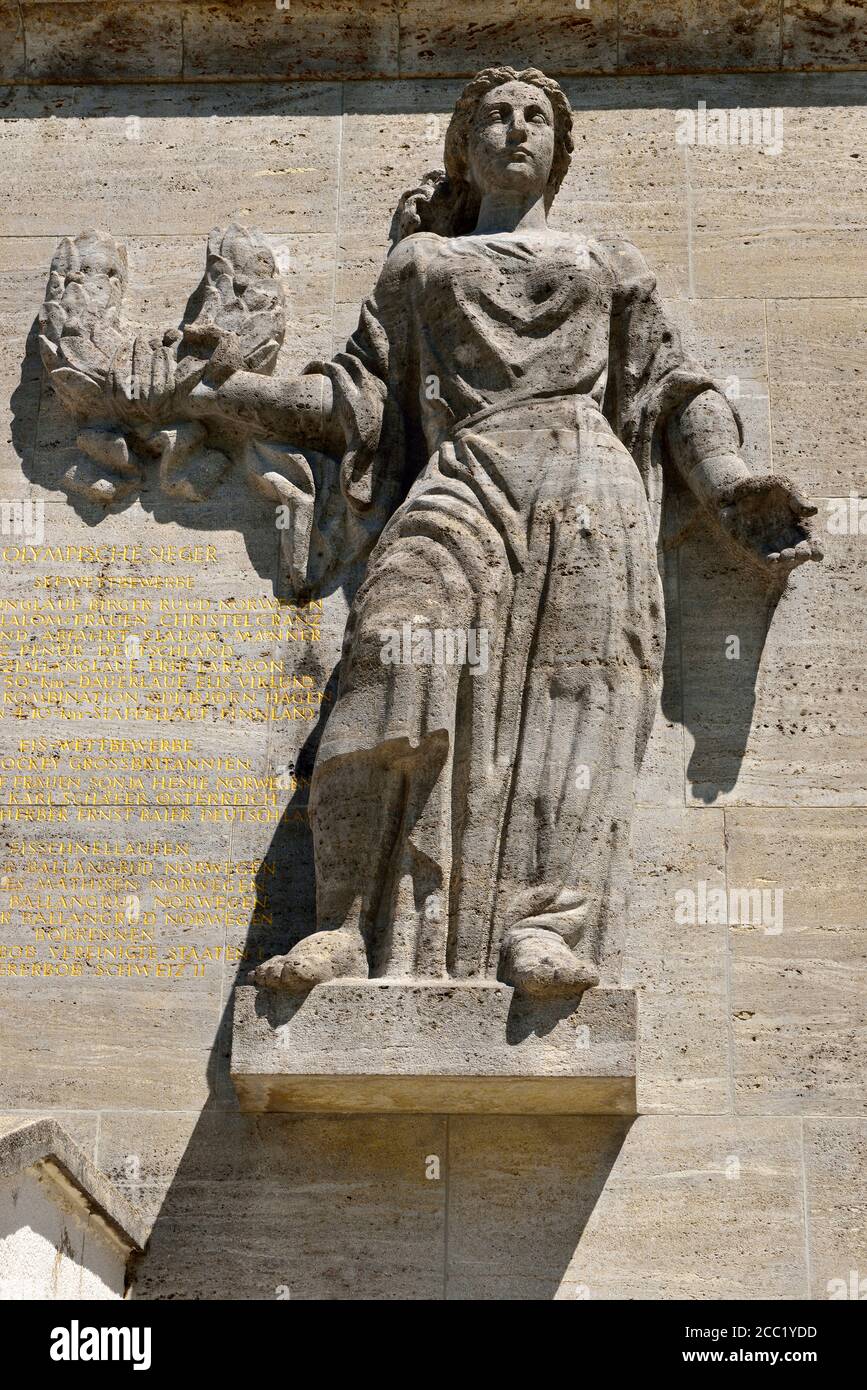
660 484 782 805
506 995 579 1043
131 502 776 1297
14 321 778 1299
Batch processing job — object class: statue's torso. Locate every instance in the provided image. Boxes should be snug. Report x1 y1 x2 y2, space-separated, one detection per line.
394 231 616 453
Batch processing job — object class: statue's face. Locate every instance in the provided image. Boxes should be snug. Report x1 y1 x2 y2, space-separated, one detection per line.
466 81 556 202
73 235 124 312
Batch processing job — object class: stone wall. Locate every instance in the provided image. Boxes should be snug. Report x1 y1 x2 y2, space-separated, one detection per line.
1 61 865 1298
1 1 865 84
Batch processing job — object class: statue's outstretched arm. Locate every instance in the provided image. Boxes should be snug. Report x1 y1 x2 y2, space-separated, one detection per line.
601 234 822 585
186 370 344 458
667 390 822 581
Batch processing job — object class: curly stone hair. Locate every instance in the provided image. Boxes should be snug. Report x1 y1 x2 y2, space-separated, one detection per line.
390 67 574 245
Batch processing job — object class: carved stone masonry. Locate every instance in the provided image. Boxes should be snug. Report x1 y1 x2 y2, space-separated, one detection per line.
39 223 286 504
39 68 821 1108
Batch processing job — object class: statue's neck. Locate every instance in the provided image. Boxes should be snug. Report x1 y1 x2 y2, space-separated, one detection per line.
472 192 548 236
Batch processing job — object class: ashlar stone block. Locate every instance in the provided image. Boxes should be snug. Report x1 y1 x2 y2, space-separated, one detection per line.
231 981 637 1115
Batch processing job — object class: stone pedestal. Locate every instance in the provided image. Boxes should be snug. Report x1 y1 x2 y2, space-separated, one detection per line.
230 981 637 1115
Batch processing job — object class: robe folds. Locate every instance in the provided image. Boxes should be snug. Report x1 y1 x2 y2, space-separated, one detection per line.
272 230 741 981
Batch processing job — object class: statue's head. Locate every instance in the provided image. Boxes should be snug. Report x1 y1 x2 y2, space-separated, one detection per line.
447 68 572 210
391 67 574 244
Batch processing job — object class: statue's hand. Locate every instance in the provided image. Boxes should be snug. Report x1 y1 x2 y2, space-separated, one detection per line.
106 329 184 419
713 473 823 581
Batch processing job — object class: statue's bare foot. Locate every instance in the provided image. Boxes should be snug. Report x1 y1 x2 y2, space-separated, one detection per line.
249 928 368 992
501 929 599 998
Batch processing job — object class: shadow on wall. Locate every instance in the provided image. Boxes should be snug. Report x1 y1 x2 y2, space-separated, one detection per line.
122 545 776 1298
12 303 781 1299
2 74 866 124
7 52 794 1283
660 484 782 805
129 1103 635 1300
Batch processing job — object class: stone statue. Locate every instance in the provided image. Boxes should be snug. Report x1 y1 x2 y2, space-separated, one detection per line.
39 68 821 1000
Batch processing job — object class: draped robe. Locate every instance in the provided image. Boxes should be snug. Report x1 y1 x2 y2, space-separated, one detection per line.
266 229 740 983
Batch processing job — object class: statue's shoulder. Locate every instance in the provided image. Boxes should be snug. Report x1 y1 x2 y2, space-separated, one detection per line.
375 231 441 295
591 236 653 285
385 231 443 268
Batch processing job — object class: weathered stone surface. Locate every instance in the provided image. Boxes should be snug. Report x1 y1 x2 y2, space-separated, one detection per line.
445 1113 631 1298
554 77 693 297
85 1109 202 1223
23 2 184 83
0 982 220 1113
0 265 44 492
692 192 867 299
628 807 730 1114
0 2 25 83
128 1111 448 1300
0 84 341 239
634 542 684 807
804 1119 867 1300
767 298 867 498
667 296 773 476
231 982 638 1113
0 822 230 1112
338 80 460 238
679 524 866 806
446 1115 807 1298
683 75 866 195
667 296 769 386
686 76 867 299
727 809 867 1114
619 0 781 75
221 802 323 983
4 1111 100 1162
576 1116 805 1299
554 198 691 299
4 1 865 84
397 0 618 78
782 0 867 71
183 0 400 81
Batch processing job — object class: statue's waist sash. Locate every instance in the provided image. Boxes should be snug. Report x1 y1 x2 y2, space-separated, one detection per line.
448 388 606 442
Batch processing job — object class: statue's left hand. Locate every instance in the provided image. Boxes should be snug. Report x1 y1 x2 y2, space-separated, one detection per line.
713 474 823 581
106 329 183 417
